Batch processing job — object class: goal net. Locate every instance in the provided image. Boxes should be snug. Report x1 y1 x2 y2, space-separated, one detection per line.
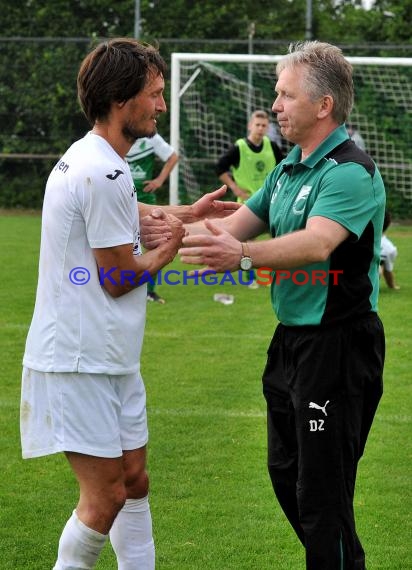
169 53 412 209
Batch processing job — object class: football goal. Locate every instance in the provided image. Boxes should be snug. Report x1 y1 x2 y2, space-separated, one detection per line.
169 53 412 207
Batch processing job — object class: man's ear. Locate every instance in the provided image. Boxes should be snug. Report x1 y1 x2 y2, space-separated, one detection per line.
317 95 334 119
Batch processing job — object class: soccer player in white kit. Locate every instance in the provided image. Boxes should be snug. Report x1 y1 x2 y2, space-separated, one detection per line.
380 210 400 290
20 38 238 570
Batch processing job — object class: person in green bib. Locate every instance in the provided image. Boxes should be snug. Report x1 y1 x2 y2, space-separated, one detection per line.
126 134 179 303
216 110 283 287
180 41 385 570
216 109 283 204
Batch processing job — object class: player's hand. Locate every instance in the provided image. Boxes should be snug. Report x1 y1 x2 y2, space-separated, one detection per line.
160 213 185 262
238 188 251 202
190 185 241 220
143 178 161 193
167 213 185 245
179 218 242 273
141 208 172 249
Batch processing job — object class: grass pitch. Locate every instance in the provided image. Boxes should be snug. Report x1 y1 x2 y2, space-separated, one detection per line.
0 214 410 569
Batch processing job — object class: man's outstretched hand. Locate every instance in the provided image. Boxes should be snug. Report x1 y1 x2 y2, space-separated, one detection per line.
179 218 242 274
190 185 241 220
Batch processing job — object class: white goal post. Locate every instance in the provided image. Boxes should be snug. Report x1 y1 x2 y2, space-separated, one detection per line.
169 53 412 206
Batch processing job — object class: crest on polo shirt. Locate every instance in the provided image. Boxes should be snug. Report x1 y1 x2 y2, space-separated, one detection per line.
293 185 312 215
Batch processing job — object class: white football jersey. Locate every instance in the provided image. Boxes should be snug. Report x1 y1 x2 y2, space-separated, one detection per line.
23 133 146 374
126 134 175 163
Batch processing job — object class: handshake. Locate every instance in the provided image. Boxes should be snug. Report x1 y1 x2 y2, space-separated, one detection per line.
139 185 241 271
140 208 185 251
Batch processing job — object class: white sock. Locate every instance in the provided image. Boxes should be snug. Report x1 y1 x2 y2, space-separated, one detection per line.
109 496 155 570
53 510 107 570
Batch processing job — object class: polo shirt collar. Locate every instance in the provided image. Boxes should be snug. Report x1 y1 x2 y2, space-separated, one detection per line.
283 124 350 171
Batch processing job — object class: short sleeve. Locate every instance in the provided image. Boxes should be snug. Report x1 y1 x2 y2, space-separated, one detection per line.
151 134 175 162
80 171 135 249
309 163 381 239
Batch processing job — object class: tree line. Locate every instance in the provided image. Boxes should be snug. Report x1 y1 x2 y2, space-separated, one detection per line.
0 0 411 212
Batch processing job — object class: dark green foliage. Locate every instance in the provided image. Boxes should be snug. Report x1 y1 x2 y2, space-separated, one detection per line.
0 158 53 208
350 65 412 218
0 0 410 212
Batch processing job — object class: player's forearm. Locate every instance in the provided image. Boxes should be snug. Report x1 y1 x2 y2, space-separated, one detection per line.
138 200 199 224
219 173 247 199
160 204 198 223
157 154 179 186
99 241 182 298
218 173 236 194
383 269 397 289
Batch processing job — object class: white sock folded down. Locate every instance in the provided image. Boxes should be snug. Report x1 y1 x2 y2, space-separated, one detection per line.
109 496 155 570
53 510 107 570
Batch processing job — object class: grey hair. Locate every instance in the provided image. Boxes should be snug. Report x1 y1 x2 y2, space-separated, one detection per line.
276 41 354 124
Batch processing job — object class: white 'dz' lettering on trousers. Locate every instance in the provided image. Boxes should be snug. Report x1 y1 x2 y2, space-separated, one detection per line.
308 400 330 432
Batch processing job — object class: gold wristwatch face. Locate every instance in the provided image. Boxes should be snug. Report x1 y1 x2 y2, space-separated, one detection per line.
240 256 253 271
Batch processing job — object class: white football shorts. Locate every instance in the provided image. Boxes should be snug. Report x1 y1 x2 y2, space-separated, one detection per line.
20 367 148 459
380 235 398 272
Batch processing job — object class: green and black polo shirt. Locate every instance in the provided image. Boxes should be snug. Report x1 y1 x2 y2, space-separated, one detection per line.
247 124 386 326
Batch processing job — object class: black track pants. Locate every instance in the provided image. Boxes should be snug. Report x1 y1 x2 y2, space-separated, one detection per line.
262 314 385 570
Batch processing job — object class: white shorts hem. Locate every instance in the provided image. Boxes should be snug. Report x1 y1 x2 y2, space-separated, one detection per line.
20 368 148 459
22 439 148 460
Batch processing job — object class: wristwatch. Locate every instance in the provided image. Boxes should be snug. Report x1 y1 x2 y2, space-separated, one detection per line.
240 242 253 271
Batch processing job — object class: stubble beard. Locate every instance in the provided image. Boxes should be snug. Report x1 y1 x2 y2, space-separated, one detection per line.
123 121 157 144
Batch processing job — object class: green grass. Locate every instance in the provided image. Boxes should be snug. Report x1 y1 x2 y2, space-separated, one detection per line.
0 214 411 569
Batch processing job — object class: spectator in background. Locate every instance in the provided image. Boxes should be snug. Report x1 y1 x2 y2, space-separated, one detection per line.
216 109 283 288
380 210 400 289
216 110 283 204
127 134 179 303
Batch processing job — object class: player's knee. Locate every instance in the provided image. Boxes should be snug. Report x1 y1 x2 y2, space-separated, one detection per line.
78 483 127 531
126 467 149 499
98 482 128 520
112 483 129 511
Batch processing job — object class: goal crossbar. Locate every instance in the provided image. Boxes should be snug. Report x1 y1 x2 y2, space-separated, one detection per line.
169 52 412 205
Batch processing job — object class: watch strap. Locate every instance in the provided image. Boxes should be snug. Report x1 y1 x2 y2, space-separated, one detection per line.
242 242 251 258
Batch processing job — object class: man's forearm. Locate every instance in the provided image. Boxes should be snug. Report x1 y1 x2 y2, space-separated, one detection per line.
156 154 179 186
138 201 198 224
160 203 197 223
138 185 240 229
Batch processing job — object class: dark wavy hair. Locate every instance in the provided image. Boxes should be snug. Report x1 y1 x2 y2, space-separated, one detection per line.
77 38 167 125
